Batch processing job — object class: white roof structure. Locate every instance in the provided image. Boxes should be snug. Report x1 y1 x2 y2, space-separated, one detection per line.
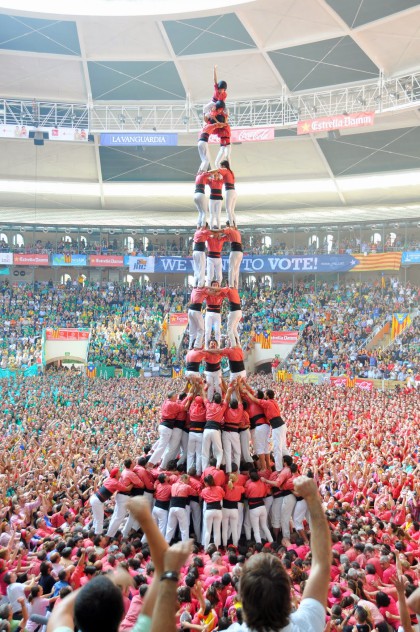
0 0 420 227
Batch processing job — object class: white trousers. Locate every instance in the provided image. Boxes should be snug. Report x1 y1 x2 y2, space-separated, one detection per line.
215 145 231 168
150 425 173 466
198 140 211 172
293 499 309 531
222 431 241 473
187 431 204 475
192 251 206 287
271 496 283 529
228 251 243 289
249 505 273 543
194 192 208 227
240 428 253 463
206 257 223 285
230 369 247 381
106 493 129 537
225 189 238 226
222 507 239 546
280 494 296 539
177 430 189 465
254 424 270 455
188 309 204 348
209 198 222 229
272 424 288 471
205 311 221 347
89 495 105 535
227 309 242 347
202 428 223 469
204 508 222 548
204 370 222 402
165 506 190 542
161 427 183 469
264 495 273 527
190 500 201 541
152 505 169 536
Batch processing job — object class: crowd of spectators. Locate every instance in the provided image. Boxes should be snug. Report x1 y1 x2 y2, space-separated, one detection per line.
0 278 418 380
1 234 420 258
0 373 419 631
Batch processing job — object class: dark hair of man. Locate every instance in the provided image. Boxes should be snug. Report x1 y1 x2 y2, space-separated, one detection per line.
124 459 132 469
74 576 124 632
265 389 275 399
239 554 292 632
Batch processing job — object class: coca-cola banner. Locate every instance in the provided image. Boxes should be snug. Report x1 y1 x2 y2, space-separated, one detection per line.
209 127 275 144
297 112 375 135
355 379 374 391
330 376 348 388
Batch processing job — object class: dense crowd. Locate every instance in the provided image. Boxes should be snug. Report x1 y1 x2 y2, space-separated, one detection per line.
0 373 419 631
0 279 418 380
1 234 420 258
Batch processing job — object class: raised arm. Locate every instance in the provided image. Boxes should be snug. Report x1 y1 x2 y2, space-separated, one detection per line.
213 65 218 85
294 476 332 607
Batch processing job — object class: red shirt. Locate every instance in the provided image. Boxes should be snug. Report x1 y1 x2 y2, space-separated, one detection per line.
194 228 211 244
222 347 244 362
154 481 172 501
103 477 131 494
225 287 240 305
224 483 245 502
218 167 234 186
195 173 211 187
171 481 194 498
224 404 243 428
190 287 208 305
120 468 144 489
202 466 225 487
205 401 227 422
161 400 185 421
245 479 269 499
203 351 222 369
206 293 225 310
189 396 207 422
223 227 241 244
206 235 227 255
201 486 225 503
258 398 281 422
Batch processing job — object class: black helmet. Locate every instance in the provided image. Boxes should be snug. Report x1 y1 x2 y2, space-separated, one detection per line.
214 100 225 110
217 80 227 90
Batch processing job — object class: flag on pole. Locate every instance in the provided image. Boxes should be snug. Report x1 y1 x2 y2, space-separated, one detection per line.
261 330 272 349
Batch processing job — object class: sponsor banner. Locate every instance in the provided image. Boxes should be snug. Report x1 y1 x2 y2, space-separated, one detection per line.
128 256 155 273
355 379 374 391
208 127 275 144
402 251 420 265
297 111 375 135
45 328 90 341
351 252 402 272
51 254 87 267
293 372 331 385
169 313 188 326
100 133 178 146
330 376 348 388
14 253 49 266
154 254 358 274
271 331 299 345
89 255 124 267
0 252 13 265
0 124 88 142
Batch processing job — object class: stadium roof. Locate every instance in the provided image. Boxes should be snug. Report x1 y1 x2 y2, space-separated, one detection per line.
0 0 420 226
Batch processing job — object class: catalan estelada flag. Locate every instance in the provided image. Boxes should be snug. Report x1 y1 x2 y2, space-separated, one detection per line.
86 363 96 379
261 330 271 349
346 376 356 388
391 313 411 339
352 252 402 272
172 365 182 379
254 332 263 345
64 254 72 264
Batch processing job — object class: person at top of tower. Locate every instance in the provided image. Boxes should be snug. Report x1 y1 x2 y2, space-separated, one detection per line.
203 64 228 115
